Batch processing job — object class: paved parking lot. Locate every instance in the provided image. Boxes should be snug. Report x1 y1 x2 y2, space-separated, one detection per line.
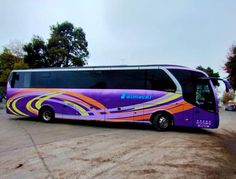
0 105 236 178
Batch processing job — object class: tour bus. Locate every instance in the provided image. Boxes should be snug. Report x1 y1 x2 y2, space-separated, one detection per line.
6 65 229 130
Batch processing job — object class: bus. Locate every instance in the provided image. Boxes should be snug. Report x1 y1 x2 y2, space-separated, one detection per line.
6 65 230 131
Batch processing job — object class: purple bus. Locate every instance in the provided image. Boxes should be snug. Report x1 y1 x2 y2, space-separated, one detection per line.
6 65 229 130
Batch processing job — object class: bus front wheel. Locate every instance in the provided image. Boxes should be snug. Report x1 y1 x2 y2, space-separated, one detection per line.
39 107 55 122
152 113 172 131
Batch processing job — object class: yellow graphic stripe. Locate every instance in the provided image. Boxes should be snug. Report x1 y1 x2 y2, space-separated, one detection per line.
26 97 38 115
12 97 29 117
7 99 18 116
35 92 62 110
26 92 62 115
64 100 89 116
9 89 107 111
135 93 181 110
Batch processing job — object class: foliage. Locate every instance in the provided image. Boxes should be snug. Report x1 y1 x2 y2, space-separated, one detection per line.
13 59 29 69
221 90 235 104
0 68 11 85
224 45 236 91
23 36 48 68
196 66 220 87
23 21 89 68
48 21 89 67
0 48 17 69
0 48 28 86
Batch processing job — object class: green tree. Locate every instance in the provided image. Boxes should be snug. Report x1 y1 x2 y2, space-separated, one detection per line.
23 36 49 68
23 21 89 68
48 21 89 67
224 45 236 91
0 48 28 86
196 66 220 87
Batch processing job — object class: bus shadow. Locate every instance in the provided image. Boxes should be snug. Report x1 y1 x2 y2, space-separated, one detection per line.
170 126 214 135
10 117 153 131
60 120 154 131
11 117 214 134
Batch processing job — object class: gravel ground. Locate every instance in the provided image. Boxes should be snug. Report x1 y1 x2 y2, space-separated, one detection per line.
0 106 236 178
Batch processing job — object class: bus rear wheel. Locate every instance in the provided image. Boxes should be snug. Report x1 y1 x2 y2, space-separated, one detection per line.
39 107 55 122
152 113 172 131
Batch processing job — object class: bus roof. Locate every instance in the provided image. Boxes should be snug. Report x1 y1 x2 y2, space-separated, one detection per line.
12 64 192 72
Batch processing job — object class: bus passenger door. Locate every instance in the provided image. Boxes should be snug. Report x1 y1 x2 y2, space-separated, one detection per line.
193 107 219 128
193 81 218 128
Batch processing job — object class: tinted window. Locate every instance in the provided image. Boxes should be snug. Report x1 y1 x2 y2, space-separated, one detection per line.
102 69 176 91
76 71 108 89
103 70 145 89
11 72 31 88
30 71 99 88
31 72 54 88
10 69 176 92
169 69 216 112
169 69 195 104
146 69 176 92
195 74 215 112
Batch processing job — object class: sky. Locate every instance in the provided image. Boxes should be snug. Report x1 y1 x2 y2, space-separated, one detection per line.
0 0 236 80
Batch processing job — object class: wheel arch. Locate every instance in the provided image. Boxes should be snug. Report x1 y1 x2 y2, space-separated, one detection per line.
39 104 55 113
150 110 175 126
38 104 55 116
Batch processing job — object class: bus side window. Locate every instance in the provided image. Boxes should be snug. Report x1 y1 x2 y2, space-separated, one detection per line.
10 72 16 88
31 72 52 88
168 69 195 104
146 69 176 92
11 72 21 88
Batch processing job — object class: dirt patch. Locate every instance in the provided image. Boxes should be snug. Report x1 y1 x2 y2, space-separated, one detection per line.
1 110 236 178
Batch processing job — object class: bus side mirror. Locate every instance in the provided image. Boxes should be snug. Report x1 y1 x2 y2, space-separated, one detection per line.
207 77 231 93
223 79 230 93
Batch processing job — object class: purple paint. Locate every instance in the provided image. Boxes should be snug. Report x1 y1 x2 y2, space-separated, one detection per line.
6 65 223 130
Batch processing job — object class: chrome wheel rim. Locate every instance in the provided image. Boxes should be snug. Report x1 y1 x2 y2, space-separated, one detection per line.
159 116 169 129
43 111 52 121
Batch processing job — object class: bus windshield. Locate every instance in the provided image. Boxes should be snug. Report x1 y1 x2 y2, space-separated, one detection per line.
168 69 216 112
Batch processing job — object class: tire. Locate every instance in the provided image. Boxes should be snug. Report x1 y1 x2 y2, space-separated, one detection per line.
152 113 172 131
39 107 55 122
